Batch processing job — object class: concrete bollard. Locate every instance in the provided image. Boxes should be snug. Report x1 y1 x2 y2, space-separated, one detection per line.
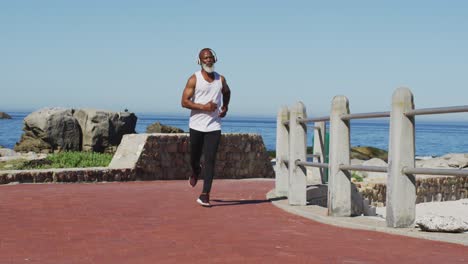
387 87 416 227
311 121 326 184
288 102 307 205
328 96 353 216
276 106 290 197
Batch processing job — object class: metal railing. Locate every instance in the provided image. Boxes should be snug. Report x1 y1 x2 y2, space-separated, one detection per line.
275 87 468 228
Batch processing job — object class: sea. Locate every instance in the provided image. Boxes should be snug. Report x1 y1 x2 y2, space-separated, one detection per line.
1 111 468 158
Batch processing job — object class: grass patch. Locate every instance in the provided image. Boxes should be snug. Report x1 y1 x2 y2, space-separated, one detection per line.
0 159 27 170
351 172 364 182
0 152 113 170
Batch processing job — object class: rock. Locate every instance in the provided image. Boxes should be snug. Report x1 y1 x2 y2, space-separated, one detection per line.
14 108 137 153
351 146 388 161
416 157 450 169
146 122 184 133
21 158 53 168
0 112 12 119
14 108 81 153
361 158 388 180
441 153 468 168
416 153 468 169
0 148 17 157
0 150 47 162
73 109 137 153
351 159 364 165
416 215 468 233
14 136 53 154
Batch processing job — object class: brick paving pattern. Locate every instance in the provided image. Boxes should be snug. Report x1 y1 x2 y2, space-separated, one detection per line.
0 180 466 263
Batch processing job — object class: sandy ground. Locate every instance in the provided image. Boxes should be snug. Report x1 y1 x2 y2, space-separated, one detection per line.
376 199 468 223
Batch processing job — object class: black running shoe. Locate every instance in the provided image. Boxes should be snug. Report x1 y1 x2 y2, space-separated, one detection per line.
189 172 198 187
197 193 211 207
189 165 202 187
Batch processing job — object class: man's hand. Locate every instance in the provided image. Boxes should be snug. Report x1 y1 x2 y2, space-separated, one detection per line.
202 101 218 112
219 105 228 118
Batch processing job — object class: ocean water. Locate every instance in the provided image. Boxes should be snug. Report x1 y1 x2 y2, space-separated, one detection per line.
1 112 468 157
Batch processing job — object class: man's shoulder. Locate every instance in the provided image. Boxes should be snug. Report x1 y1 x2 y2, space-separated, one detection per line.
189 72 198 80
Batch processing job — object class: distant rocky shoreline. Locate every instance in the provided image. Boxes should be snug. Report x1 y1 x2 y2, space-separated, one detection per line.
0 112 12 119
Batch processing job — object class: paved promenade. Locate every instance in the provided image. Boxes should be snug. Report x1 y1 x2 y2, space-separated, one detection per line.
0 179 466 263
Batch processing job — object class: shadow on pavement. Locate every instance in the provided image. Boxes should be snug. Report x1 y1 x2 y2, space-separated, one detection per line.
211 197 286 207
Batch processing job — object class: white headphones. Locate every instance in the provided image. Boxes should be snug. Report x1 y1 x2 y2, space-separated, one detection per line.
197 48 217 65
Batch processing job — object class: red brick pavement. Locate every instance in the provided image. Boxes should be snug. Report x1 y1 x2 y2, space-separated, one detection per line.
0 180 466 264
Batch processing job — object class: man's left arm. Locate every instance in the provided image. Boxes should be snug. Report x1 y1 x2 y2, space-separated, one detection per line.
219 76 231 118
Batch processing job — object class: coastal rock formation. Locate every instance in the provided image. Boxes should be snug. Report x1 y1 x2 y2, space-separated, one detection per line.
146 122 184 133
416 153 468 169
416 215 468 233
360 158 388 181
0 147 47 163
0 112 12 119
14 108 81 153
14 108 137 153
351 146 388 161
0 148 18 157
74 109 137 152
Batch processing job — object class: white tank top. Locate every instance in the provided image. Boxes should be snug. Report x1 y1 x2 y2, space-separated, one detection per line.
189 70 223 132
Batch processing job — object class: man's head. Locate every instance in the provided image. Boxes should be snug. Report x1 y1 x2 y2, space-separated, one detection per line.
198 48 217 73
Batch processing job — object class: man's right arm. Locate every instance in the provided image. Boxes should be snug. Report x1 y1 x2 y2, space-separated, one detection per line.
181 75 218 111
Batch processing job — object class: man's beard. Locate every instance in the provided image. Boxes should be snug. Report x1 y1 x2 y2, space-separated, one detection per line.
202 63 215 73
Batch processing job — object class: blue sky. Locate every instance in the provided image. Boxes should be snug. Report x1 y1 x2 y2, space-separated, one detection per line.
1 0 467 120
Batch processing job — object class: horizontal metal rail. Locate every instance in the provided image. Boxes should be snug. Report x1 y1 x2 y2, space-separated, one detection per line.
403 167 468 177
282 105 468 125
296 161 329 169
405 105 468 117
299 116 330 123
339 165 388 173
341 111 390 121
306 154 321 158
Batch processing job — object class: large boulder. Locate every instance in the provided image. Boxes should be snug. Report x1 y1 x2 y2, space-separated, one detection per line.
74 109 137 152
146 122 184 133
0 112 12 119
416 154 468 169
360 158 388 181
351 146 388 161
441 153 468 168
416 215 468 233
14 108 137 153
14 108 81 153
0 148 17 157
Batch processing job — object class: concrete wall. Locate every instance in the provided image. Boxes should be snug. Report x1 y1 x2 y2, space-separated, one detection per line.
0 133 274 184
356 176 468 207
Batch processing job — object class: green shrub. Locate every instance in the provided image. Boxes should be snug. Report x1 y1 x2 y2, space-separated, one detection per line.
351 172 364 182
0 159 27 170
267 150 276 159
6 152 114 170
47 152 112 168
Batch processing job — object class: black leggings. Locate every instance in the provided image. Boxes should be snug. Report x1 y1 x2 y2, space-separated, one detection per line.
189 129 221 194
